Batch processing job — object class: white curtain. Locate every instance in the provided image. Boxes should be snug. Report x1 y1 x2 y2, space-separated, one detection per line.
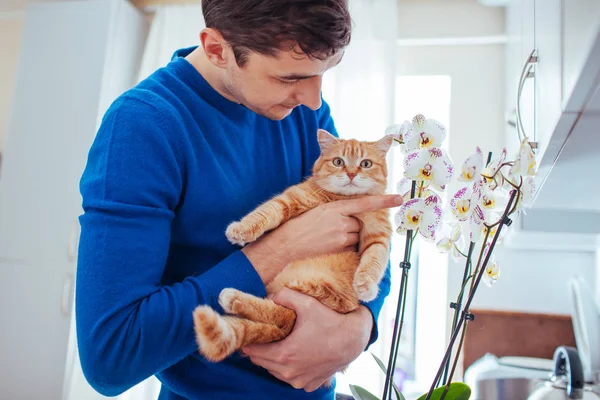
137 4 205 82
321 0 398 142
64 5 205 400
321 0 399 396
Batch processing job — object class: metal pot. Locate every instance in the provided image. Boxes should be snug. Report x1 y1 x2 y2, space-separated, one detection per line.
528 346 600 400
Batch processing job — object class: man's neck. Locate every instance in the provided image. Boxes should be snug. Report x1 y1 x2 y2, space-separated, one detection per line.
185 47 239 104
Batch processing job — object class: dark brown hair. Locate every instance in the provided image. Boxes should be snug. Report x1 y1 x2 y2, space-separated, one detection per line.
201 0 352 67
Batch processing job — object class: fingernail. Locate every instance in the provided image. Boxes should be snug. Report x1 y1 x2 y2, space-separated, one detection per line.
394 195 404 205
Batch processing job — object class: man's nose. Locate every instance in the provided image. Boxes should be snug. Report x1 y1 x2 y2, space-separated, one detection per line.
295 76 322 110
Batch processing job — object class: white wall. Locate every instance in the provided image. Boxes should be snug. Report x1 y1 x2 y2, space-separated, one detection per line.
398 0 505 39
464 249 596 313
0 14 24 153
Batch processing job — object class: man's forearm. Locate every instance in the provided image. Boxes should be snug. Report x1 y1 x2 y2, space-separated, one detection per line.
345 305 374 351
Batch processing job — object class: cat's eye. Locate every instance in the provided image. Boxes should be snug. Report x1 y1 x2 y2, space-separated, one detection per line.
360 159 373 168
332 157 345 167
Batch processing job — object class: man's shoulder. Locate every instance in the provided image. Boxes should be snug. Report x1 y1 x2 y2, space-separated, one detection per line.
102 72 187 132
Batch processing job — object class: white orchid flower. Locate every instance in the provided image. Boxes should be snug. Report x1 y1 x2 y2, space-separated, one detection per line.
518 177 536 210
403 147 454 191
481 148 507 190
403 114 447 153
385 121 412 153
436 222 462 253
450 182 482 222
509 137 537 177
482 258 500 287
395 194 443 241
468 205 485 243
459 147 484 182
480 185 510 218
396 178 441 204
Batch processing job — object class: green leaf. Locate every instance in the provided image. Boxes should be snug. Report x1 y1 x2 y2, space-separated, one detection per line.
416 383 472 400
349 384 381 400
370 353 406 400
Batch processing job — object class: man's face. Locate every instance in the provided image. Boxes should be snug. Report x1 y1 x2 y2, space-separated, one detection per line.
223 46 343 120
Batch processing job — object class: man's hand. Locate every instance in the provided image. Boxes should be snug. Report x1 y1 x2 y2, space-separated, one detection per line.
241 288 374 392
243 194 403 284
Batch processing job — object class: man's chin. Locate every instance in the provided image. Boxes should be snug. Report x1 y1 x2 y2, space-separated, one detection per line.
261 107 294 121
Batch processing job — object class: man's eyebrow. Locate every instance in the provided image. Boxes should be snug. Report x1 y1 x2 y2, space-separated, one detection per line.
277 53 345 81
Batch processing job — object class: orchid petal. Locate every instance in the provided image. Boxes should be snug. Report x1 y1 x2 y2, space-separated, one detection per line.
420 195 443 241
469 205 485 242
421 189 441 204
396 178 412 195
385 121 412 153
403 124 421 153
430 148 455 189
459 147 484 182
450 186 474 221
520 177 536 208
437 237 453 253
411 114 447 148
510 137 537 177
394 198 425 232
450 222 461 242
403 150 430 182
451 245 462 261
482 258 500 287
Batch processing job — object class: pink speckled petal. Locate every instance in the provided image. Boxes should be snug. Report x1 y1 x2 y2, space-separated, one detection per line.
450 186 473 221
469 205 485 242
394 198 425 232
420 195 443 241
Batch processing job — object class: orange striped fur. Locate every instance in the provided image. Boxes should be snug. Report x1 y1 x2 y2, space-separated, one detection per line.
193 130 393 386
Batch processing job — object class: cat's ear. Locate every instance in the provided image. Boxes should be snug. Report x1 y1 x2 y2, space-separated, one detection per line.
374 134 394 154
317 129 340 152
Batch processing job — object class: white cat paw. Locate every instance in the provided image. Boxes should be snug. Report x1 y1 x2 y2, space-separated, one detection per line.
353 272 379 302
218 288 242 314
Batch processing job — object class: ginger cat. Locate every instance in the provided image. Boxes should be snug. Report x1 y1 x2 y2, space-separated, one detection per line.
193 130 393 383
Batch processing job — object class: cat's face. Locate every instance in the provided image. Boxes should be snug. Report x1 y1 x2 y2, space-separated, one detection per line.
312 130 393 196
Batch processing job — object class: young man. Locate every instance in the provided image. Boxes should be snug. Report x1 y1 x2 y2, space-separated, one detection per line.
75 1 400 399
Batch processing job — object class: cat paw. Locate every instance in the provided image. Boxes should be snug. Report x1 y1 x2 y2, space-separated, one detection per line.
225 221 259 246
193 306 235 362
353 271 379 302
219 288 243 314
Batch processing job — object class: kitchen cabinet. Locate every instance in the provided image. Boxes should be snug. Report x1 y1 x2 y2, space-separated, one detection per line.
563 0 600 112
502 0 600 246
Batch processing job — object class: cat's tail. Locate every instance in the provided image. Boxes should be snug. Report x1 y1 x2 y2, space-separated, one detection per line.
193 306 287 362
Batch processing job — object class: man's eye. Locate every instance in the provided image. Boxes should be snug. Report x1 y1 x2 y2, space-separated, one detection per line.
279 79 299 86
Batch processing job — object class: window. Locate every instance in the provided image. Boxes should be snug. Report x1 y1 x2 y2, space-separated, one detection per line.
335 75 451 397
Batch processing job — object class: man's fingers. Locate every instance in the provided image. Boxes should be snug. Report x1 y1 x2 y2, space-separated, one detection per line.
337 194 403 216
270 287 314 310
242 342 280 358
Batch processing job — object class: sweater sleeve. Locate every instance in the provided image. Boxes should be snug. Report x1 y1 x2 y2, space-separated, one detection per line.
75 96 267 396
316 98 392 348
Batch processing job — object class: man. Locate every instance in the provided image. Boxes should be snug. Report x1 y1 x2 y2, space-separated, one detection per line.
76 0 400 399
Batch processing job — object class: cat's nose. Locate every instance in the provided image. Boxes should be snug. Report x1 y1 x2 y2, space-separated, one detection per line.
347 173 357 180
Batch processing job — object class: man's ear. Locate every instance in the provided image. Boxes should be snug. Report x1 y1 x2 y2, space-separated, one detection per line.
199 28 231 69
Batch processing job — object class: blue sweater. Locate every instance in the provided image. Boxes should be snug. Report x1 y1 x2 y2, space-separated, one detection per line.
76 46 391 400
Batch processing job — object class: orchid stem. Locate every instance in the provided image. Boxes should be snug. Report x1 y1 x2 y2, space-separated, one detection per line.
425 189 518 400
441 241 475 386
383 181 417 400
